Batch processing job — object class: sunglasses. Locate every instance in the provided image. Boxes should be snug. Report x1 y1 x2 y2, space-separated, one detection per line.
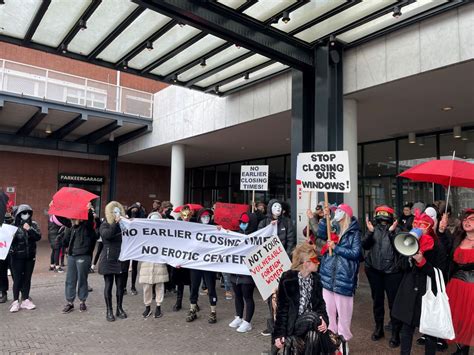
307 256 319 264
413 221 431 229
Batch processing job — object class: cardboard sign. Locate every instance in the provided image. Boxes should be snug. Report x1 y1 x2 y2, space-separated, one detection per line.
245 236 292 300
296 151 351 192
214 202 249 231
240 165 269 191
0 224 17 260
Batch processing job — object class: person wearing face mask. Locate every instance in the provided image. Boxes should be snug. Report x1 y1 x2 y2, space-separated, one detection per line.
316 204 361 354
8 204 41 312
98 201 128 321
187 208 219 324
61 204 96 314
391 209 447 355
362 206 402 348
229 212 259 333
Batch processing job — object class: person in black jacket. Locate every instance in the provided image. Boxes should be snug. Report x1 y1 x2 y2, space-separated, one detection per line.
9 204 41 312
98 201 128 321
363 205 402 347
62 205 96 313
398 204 414 232
273 243 329 354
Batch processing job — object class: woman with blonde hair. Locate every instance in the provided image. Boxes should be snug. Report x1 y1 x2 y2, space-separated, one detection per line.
273 243 330 354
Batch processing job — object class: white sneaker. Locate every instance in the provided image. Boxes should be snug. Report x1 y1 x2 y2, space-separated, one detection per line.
9 300 20 313
237 320 252 333
339 342 349 355
20 298 36 310
229 316 243 328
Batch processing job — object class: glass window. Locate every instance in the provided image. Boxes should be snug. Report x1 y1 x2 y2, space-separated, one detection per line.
399 135 437 172
230 163 242 187
191 189 202 205
363 141 396 177
216 164 229 187
267 156 285 202
192 168 203 188
203 167 215 187
401 180 434 209
363 177 398 216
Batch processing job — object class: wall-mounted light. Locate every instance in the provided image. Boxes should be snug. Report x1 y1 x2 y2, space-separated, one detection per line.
60 44 67 53
79 19 87 31
454 126 462 139
171 74 178 83
109 133 115 142
461 132 469 141
282 11 290 24
45 124 52 134
441 106 453 111
244 72 249 80
392 6 402 18
122 60 128 69
178 22 185 27
418 137 425 146
146 41 153 51
329 34 336 46
200 58 206 67
408 132 416 144
215 85 219 93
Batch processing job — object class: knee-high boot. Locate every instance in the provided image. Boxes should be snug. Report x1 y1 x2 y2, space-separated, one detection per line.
116 291 127 319
105 295 115 322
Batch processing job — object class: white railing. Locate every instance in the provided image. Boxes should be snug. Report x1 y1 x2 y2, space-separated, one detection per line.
0 59 153 119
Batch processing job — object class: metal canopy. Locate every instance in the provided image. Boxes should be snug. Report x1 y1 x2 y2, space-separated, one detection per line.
0 0 466 97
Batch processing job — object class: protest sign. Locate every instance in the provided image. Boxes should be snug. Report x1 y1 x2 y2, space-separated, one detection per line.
0 224 17 260
213 202 249 231
245 236 291 300
240 165 269 191
296 151 351 192
119 218 276 275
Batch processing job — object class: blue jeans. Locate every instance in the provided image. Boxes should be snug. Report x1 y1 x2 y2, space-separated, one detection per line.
65 255 91 303
222 273 231 292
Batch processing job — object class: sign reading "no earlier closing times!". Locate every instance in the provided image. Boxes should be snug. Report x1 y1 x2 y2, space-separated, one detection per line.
240 165 269 191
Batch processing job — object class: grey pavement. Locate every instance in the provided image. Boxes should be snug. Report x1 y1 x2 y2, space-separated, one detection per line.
0 240 443 354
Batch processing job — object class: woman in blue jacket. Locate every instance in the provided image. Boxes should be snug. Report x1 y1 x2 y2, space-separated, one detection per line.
317 204 361 353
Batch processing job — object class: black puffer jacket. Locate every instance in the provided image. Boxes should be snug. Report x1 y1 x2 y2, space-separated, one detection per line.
63 209 96 256
10 204 41 259
273 270 329 340
362 223 401 273
99 201 128 275
258 199 296 256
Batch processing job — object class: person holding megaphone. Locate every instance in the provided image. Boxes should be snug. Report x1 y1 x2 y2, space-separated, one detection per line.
362 205 403 348
391 209 447 355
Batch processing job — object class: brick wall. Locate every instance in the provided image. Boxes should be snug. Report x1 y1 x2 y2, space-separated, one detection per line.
0 42 167 93
0 151 170 232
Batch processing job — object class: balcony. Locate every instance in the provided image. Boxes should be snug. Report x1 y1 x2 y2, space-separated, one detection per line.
0 59 153 119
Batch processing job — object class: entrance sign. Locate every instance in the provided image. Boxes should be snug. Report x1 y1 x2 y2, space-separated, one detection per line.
214 202 249 231
119 218 276 275
240 165 269 191
0 224 17 260
245 236 292 300
58 173 105 185
297 151 351 192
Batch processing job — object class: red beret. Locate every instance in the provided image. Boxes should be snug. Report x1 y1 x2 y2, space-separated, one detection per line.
240 213 250 223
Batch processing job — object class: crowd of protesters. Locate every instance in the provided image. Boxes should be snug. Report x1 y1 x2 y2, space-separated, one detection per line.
0 192 472 355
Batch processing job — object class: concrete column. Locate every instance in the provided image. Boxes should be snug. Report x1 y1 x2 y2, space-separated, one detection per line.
170 144 185 208
343 99 358 218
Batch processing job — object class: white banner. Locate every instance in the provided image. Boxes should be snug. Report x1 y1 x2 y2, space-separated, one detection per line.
119 219 277 275
240 165 269 191
0 224 17 260
245 236 292 300
296 151 351 192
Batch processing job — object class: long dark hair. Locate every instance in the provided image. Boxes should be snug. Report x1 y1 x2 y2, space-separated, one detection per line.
452 210 472 250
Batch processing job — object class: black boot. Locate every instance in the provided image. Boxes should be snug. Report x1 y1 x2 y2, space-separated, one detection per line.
371 323 384 341
154 305 162 318
0 291 7 303
105 296 115 322
389 328 401 348
116 293 127 319
173 296 182 312
452 344 470 355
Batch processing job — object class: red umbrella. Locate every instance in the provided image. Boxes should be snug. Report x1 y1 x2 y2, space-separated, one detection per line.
398 159 474 188
48 187 98 220
173 203 204 213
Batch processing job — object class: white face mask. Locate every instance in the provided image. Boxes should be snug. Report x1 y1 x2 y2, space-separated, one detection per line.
21 213 30 221
334 209 345 222
271 203 282 217
200 215 210 224
113 207 121 218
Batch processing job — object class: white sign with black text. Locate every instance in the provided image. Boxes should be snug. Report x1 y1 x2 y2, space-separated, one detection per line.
296 151 351 193
240 165 269 191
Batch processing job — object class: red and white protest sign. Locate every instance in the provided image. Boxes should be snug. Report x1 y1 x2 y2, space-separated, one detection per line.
245 236 292 300
213 202 249 231
0 224 17 260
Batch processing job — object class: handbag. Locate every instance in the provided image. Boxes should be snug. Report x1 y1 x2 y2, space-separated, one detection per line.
419 268 455 340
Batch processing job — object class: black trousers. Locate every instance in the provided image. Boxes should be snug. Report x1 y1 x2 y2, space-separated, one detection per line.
400 323 436 355
0 256 9 292
122 260 138 290
50 246 61 266
93 241 103 266
365 267 403 327
232 282 255 322
10 257 35 301
190 269 217 306
103 273 125 308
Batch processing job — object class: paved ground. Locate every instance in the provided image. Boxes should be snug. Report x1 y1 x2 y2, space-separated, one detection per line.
0 240 454 354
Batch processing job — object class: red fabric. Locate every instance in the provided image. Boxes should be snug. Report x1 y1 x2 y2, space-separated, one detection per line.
337 204 353 218
213 202 249 231
399 159 474 188
48 187 98 220
418 234 434 254
239 213 250 223
375 205 394 215
173 204 203 213
447 247 474 346
320 233 340 255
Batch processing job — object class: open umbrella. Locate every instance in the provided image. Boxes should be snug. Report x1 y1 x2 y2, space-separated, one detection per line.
48 187 98 220
173 203 204 213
